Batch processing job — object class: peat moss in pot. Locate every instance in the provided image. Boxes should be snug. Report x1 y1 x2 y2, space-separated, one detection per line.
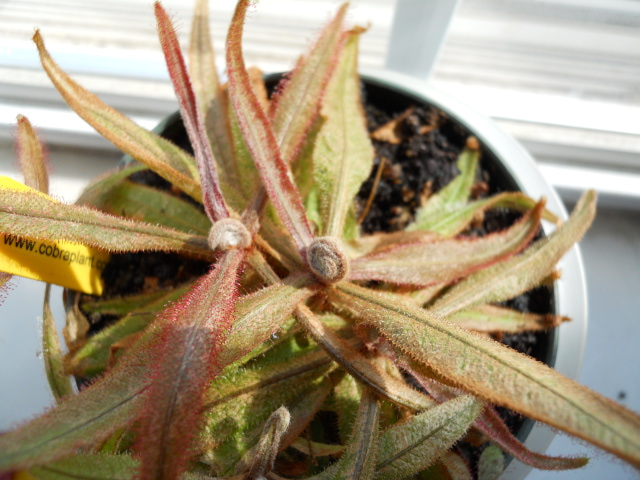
3 2 638 480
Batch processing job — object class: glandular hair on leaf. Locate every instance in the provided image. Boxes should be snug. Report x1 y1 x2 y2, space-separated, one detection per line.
208 218 252 250
307 236 350 283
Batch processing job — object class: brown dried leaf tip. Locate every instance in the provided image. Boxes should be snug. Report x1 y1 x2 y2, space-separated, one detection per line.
307 236 350 283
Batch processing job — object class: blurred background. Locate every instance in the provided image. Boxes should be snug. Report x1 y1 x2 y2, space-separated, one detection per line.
1 1 639 478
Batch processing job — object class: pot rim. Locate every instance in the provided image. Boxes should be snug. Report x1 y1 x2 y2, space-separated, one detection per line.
361 68 588 478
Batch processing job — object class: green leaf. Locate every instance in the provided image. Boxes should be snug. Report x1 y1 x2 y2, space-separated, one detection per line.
478 445 504 480
17 115 49 194
332 280 640 468
66 284 192 378
226 0 314 252
350 201 543 286
221 272 317 366
376 395 482 480
0 188 212 258
32 30 202 203
202 344 333 475
310 388 380 480
42 284 73 402
313 29 374 238
409 141 479 234
78 170 211 236
26 454 138 480
410 191 559 238
270 4 348 166
429 190 596 316
0 335 153 470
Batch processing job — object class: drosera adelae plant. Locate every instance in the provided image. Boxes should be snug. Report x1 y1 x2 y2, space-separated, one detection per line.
0 1 639 479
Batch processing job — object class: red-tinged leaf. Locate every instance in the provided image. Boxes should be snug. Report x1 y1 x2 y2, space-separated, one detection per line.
155 3 229 222
0 334 155 471
295 305 434 411
429 191 596 316
331 281 640 468
135 249 244 480
0 188 212 258
226 0 314 252
346 230 440 259
476 406 588 470
270 3 348 165
16 115 49 194
349 201 544 286
32 30 202 203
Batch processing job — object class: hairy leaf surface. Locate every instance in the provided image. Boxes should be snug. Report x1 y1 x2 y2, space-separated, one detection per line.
350 201 543 286
332 281 640 467
270 4 347 166
42 284 73 402
376 395 482 479
430 190 596 316
33 31 201 202
226 0 313 251
0 189 212 258
135 249 243 480
313 29 373 238
155 3 229 222
17 115 49 194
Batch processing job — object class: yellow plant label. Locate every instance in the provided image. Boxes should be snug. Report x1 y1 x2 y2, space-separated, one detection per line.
0 176 108 295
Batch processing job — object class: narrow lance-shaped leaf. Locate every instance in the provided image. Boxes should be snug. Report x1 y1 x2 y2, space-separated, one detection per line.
16 115 49 194
32 31 202 203
375 395 482 480
448 304 569 333
226 0 314 252
476 406 588 470
42 284 74 402
313 28 374 238
409 138 479 234
295 304 434 411
134 249 243 480
78 165 211 235
270 3 348 165
0 333 155 471
349 201 543 287
189 0 237 201
25 454 138 480
155 3 229 222
404 364 589 471
309 388 380 480
201 344 333 475
0 188 212 258
430 190 596 316
331 281 640 468
411 191 560 238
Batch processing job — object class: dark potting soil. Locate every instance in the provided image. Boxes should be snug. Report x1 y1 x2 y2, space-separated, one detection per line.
81 78 555 475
